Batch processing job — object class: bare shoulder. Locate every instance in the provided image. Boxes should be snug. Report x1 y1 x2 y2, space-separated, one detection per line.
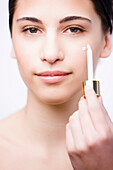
0 108 26 151
0 109 73 170
0 108 25 135
0 108 27 169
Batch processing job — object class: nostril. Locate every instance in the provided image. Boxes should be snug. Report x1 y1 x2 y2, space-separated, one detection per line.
41 58 46 62
40 50 64 64
56 59 60 62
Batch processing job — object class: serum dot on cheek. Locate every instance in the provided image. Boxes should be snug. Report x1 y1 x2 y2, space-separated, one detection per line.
82 46 86 51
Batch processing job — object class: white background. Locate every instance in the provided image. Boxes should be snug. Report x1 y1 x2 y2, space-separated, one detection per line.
0 0 113 120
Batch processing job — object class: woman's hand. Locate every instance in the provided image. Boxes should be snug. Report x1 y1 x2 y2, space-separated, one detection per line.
66 86 113 170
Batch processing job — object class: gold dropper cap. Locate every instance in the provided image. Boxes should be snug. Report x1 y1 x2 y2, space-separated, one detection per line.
82 80 100 97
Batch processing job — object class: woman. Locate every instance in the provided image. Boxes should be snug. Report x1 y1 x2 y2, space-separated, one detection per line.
0 0 112 169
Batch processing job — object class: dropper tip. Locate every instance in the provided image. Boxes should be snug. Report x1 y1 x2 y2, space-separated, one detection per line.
87 44 91 50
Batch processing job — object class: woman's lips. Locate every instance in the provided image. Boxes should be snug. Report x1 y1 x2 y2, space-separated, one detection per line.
35 71 71 83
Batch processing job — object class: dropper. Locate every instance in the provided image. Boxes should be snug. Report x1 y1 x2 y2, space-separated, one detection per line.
82 44 100 97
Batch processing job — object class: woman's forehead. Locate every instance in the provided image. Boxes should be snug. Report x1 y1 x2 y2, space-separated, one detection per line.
13 0 100 27
15 0 95 19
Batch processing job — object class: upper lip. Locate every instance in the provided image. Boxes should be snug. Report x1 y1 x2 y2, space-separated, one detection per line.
36 71 72 76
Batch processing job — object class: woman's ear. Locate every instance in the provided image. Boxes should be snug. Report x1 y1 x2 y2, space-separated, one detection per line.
11 48 16 59
100 32 112 58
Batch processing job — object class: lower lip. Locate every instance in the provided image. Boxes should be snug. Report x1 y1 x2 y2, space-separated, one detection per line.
37 75 69 83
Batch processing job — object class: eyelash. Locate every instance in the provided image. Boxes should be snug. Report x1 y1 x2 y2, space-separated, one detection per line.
64 27 85 34
22 26 85 35
23 27 41 34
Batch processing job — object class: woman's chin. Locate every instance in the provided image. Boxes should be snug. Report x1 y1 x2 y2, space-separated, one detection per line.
35 90 73 105
40 94 70 105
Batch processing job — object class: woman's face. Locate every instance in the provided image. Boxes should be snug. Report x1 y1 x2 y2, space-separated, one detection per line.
12 0 105 104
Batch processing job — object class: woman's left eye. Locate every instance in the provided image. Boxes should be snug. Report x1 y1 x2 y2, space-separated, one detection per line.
23 27 41 34
64 27 84 34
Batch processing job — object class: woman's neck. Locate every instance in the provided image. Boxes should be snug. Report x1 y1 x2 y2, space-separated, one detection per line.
22 89 81 149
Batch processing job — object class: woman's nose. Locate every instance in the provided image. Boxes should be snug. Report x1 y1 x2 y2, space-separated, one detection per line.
41 35 64 64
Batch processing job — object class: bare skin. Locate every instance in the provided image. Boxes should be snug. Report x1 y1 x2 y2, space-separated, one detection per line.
66 87 113 170
1 0 113 169
0 109 73 170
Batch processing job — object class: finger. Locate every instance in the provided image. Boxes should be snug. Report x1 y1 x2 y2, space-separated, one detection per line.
69 111 86 150
66 123 75 153
79 97 96 143
98 96 111 121
85 86 109 132
98 96 113 131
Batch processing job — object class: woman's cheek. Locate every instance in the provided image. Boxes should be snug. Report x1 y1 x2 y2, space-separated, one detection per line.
14 39 36 65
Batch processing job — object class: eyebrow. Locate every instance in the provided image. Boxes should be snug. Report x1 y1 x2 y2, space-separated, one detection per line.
17 16 92 24
59 16 92 24
17 17 43 24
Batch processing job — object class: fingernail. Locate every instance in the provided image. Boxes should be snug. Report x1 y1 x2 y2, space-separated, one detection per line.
98 96 103 104
85 85 92 92
80 96 84 100
79 97 84 108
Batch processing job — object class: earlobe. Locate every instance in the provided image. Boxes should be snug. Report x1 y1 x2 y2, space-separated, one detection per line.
11 49 16 59
100 32 112 58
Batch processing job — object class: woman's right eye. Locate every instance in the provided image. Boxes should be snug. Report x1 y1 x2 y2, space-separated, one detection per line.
23 27 41 34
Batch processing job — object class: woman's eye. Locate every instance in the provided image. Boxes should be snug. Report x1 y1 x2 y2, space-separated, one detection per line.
23 27 41 34
64 27 84 34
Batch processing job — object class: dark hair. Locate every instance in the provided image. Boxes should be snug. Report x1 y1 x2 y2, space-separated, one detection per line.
9 0 17 34
90 0 112 34
9 0 113 35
